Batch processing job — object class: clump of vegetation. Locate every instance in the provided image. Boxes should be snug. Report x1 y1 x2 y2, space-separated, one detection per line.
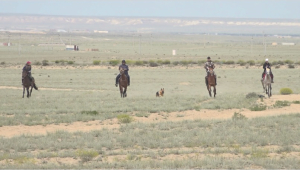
0 61 5 65
295 61 300 65
14 156 36 164
232 112 247 121
162 60 171 65
273 101 290 108
67 61 74 65
249 104 266 111
76 149 99 163
117 114 134 123
149 60 159 67
81 110 99 115
42 60 49 66
245 92 257 99
135 60 143 66
198 60 206 65
280 88 293 95
277 60 284 65
284 60 294 64
292 101 300 104
251 148 269 158
288 64 295 69
246 60 255 66
109 60 120 66
93 60 101 65
172 61 180 65
237 60 246 66
125 60 134 65
33 61 41 65
224 60 235 65
256 60 265 65
180 60 189 66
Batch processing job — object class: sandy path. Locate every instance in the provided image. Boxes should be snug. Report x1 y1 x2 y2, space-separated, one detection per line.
0 94 299 138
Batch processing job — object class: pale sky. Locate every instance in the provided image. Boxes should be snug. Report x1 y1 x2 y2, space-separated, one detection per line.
0 0 299 19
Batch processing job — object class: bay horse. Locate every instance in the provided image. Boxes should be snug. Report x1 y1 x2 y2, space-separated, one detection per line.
22 71 38 98
206 67 216 97
261 68 272 98
119 68 128 98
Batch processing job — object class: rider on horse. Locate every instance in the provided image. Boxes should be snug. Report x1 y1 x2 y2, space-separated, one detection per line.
262 58 274 83
115 60 130 87
204 56 217 86
22 61 34 85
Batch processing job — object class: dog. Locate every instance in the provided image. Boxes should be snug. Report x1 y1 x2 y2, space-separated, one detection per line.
156 88 164 97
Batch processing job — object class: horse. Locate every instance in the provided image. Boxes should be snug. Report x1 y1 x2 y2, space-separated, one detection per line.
206 67 216 97
261 68 272 98
22 71 38 98
119 68 128 98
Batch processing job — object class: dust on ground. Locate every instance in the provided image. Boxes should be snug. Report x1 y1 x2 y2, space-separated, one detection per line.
0 94 299 138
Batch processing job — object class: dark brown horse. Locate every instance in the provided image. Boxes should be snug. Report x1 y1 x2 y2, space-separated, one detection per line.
22 71 38 98
119 68 128 98
206 67 216 97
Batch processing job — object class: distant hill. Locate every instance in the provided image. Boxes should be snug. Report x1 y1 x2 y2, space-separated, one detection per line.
0 14 300 34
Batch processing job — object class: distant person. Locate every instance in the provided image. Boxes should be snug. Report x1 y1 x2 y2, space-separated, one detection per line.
115 60 130 87
22 61 34 85
204 56 217 85
262 58 274 83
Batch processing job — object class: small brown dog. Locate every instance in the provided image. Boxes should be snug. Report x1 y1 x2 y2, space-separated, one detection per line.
156 88 164 97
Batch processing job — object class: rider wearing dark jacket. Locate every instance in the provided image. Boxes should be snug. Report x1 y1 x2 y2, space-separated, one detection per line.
22 61 33 84
115 60 130 87
262 59 274 83
204 56 217 85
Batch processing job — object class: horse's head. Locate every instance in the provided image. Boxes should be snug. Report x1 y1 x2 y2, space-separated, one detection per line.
120 68 124 75
266 68 270 75
208 67 214 75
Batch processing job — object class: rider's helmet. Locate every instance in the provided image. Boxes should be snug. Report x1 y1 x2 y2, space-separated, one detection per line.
122 60 126 64
265 58 268 62
207 56 211 59
26 61 31 65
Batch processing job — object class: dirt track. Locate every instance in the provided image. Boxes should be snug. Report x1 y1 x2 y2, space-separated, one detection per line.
0 94 299 138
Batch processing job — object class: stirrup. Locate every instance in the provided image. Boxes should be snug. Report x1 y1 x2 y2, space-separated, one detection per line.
115 84 118 87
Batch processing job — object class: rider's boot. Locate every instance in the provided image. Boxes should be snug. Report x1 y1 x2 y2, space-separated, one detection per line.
22 78 23 85
115 75 120 87
271 78 274 83
215 77 217 85
205 77 208 86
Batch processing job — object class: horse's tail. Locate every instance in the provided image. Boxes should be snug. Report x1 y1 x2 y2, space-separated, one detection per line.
33 83 38 90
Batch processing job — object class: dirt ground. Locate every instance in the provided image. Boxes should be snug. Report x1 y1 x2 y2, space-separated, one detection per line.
0 94 299 138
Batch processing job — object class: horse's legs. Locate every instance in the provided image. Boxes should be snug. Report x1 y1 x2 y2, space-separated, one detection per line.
124 87 127 97
208 85 212 97
119 86 123 98
29 86 33 97
22 86 25 98
26 87 30 98
213 86 216 98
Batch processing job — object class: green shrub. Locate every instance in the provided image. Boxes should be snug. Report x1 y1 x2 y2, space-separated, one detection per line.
81 110 99 115
245 92 257 99
180 60 189 65
14 156 36 164
117 114 133 123
273 101 290 108
149 62 159 67
142 60 148 64
76 149 99 163
33 61 41 65
232 112 247 121
251 148 269 158
288 64 295 69
109 60 120 66
256 60 265 65
224 60 235 65
280 88 293 95
162 60 171 65
55 60 60 64
284 60 294 64
1 61 5 65
277 60 284 65
172 61 180 65
292 101 300 104
249 104 266 111
67 61 74 65
157 60 163 64
134 60 143 66
125 60 134 65
237 60 246 66
93 60 101 65
271 61 278 65
198 60 206 65
42 60 49 66
247 60 255 66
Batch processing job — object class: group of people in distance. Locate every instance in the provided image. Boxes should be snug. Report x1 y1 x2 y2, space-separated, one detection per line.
22 57 274 88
